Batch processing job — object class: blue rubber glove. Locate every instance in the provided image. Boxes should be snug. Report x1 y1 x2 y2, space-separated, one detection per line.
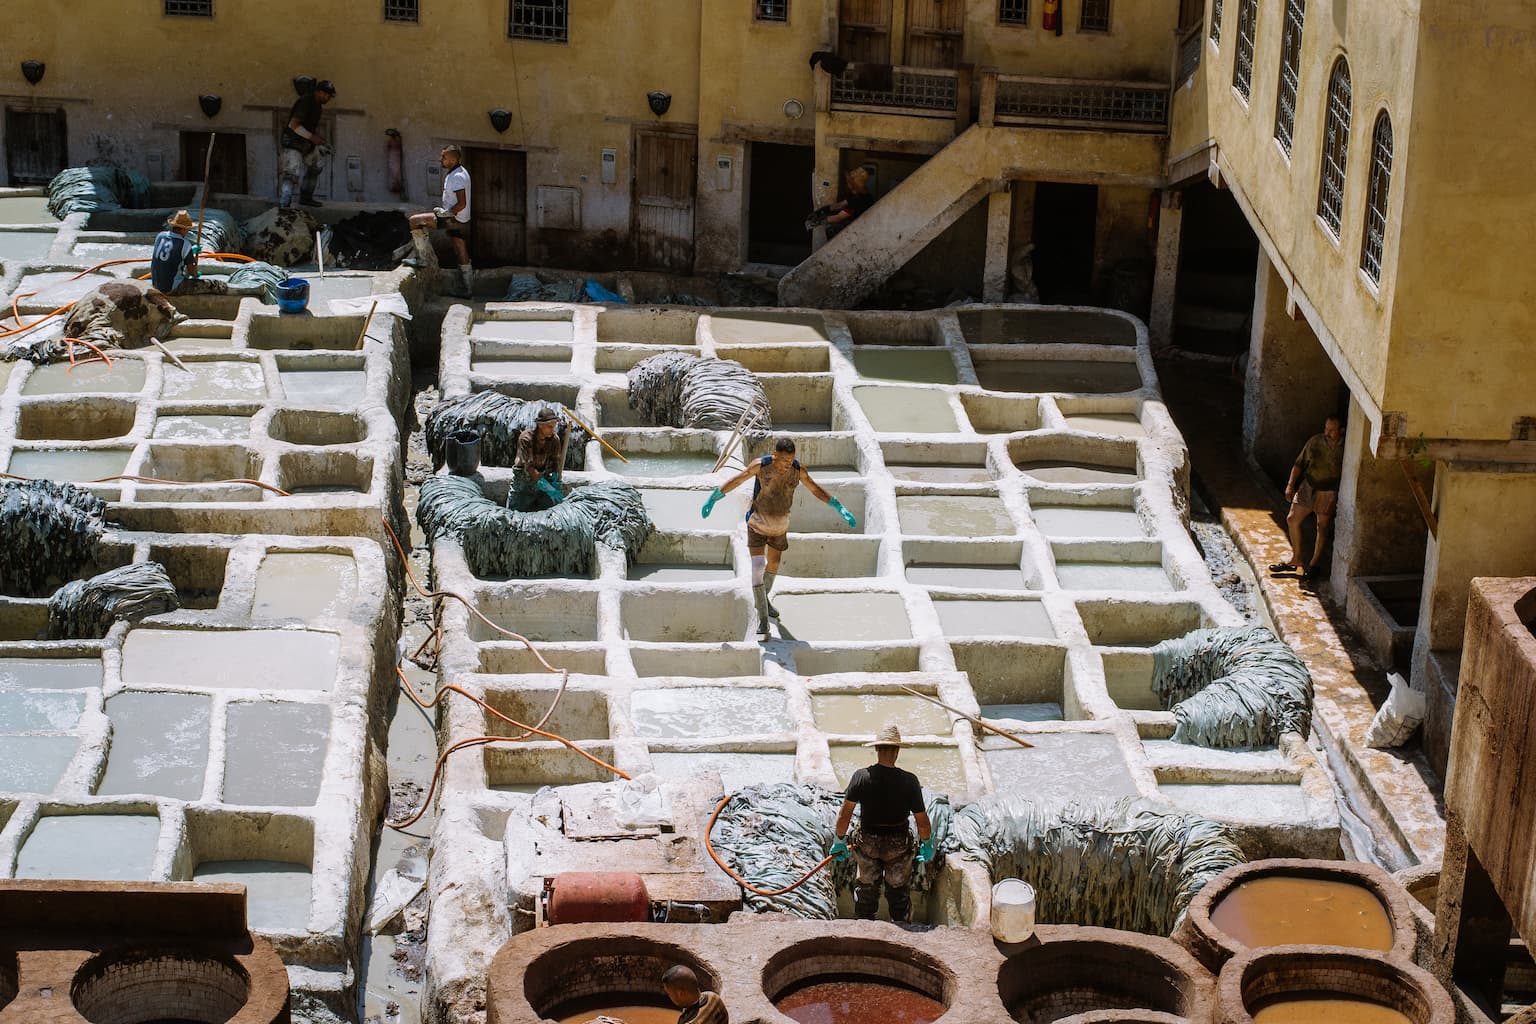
535 476 564 504
916 839 935 863
829 837 850 863
828 496 857 529
701 487 725 518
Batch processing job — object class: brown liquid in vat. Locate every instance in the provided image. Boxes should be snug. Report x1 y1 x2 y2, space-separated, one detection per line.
1210 876 1394 950
776 979 945 1024
555 1000 677 1024
1252 995 1412 1023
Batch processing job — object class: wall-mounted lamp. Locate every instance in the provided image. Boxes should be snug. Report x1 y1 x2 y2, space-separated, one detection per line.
198 94 222 118
21 61 45 86
783 98 805 119
647 91 672 118
488 108 513 134
292 75 315 96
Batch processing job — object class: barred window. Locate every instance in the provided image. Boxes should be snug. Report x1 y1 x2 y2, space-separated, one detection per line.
1316 58 1352 237
509 0 567 41
1080 0 1111 32
1273 0 1304 154
756 0 788 21
165 0 212 15
385 0 418 22
1232 0 1257 100
1210 0 1222 44
1360 111 1393 282
1000 0 1029 25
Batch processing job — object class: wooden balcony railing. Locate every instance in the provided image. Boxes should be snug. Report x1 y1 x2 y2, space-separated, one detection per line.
829 66 960 117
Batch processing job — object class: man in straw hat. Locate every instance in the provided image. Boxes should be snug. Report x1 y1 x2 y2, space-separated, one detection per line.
829 724 934 923
508 405 567 512
150 210 201 294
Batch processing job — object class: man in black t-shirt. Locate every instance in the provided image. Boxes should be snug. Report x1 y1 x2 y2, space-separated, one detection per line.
829 724 934 922
279 79 335 208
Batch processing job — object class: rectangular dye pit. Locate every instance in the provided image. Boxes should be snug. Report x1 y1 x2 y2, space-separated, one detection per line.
974 360 1141 394
630 687 791 738
934 599 1055 639
1159 782 1309 820
470 593 599 643
622 593 743 643
23 359 146 395
160 361 266 400
17 400 137 441
954 642 1067 722
642 487 746 532
0 658 102 689
791 647 921 675
140 444 258 485
252 552 359 620
648 751 796 791
958 309 1137 346
273 451 372 496
193 860 313 932
487 690 608 740
480 645 609 676
853 386 959 433
223 702 329 806
0 231 57 260
0 735 78 793
627 562 734 583
470 356 573 377
852 350 958 385
1079 602 1205 648
1100 650 1161 711
7 448 132 483
1054 562 1173 592
811 693 949 737
1031 506 1146 539
485 742 618 791
597 309 699 346
608 452 726 477
887 464 993 484
98 691 210 799
1063 413 1147 438
153 415 252 440
1015 460 1139 484
830 744 967 797
984 732 1138 802
120 629 340 691
896 495 1016 537
628 647 761 678
708 312 829 345
471 319 575 343
16 272 115 305
906 564 1028 590
16 814 161 880
278 369 367 406
0 690 84 731
772 592 911 642
0 196 57 222
774 537 881 579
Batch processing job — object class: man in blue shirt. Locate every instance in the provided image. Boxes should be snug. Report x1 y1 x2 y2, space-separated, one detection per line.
150 210 199 293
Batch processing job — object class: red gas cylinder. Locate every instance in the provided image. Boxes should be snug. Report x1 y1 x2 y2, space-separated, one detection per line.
545 872 650 925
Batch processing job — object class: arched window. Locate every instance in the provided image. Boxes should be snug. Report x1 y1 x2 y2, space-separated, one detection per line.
1360 111 1393 282
1232 0 1257 99
1273 0 1305 153
1316 57 1352 237
1210 0 1223 44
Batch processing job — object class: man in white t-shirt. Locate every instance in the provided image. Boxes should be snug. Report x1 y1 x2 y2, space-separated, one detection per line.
408 145 473 296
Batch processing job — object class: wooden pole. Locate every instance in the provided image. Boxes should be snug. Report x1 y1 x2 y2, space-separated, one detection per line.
559 405 628 464
151 337 189 373
713 394 765 473
354 300 378 350
896 684 1035 749
194 132 216 257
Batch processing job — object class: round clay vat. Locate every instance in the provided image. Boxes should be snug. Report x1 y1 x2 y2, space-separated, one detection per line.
0 949 16 1013
761 936 953 1020
1175 859 1416 972
997 928 1214 1023
71 949 250 1024
1219 947 1455 1024
521 935 719 1021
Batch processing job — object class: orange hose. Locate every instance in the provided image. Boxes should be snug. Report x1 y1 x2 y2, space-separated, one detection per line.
703 793 836 897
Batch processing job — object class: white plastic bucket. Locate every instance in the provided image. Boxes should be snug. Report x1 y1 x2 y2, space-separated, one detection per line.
991 878 1037 943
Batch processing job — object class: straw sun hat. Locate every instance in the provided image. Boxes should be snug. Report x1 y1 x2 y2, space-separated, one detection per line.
863 724 908 748
166 210 195 230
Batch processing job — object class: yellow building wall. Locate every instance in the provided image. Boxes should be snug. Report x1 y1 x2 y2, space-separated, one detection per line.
963 0 1180 81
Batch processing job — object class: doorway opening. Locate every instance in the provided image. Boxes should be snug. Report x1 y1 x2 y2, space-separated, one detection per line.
179 131 248 195
1032 182 1099 305
747 142 813 266
5 107 68 186
632 128 697 273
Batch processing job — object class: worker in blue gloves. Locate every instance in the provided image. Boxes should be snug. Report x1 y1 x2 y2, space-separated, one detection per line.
701 435 857 637
508 406 566 512
829 724 934 923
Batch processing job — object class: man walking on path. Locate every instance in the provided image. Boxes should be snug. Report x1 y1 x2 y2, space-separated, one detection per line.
508 407 565 512
701 436 857 637
408 145 473 297
1271 415 1345 581
829 725 934 923
279 79 335 208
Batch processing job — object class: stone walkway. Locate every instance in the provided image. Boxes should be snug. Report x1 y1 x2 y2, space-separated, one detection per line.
1158 355 1445 869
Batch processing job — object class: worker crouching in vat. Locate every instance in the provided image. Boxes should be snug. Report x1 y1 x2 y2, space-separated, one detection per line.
701 436 857 638
829 725 934 923
508 407 566 512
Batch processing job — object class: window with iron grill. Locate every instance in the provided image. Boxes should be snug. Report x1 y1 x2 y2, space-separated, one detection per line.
1080 0 1111 32
1316 58 1352 237
1360 111 1392 282
1000 0 1029 25
1210 0 1222 44
385 0 418 22
1232 0 1257 100
509 0 567 41
756 0 789 21
165 0 212 15
1273 0 1304 154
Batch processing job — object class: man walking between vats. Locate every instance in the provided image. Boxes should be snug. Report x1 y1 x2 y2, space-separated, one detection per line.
829 725 934 923
1270 415 1345 582
279 78 335 209
508 407 565 513
662 965 729 1024
700 436 858 637
408 145 473 297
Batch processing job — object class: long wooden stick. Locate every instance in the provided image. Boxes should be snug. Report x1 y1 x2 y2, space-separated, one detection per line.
194 132 216 255
897 684 1035 749
560 404 627 464
354 300 378 350
151 337 189 372
1398 459 1438 539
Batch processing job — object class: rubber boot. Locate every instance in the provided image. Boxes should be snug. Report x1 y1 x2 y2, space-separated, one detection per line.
753 586 771 637
460 264 475 299
853 883 880 920
887 885 913 924
278 182 294 209
762 570 779 619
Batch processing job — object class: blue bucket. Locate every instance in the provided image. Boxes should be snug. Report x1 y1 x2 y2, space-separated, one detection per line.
276 277 310 314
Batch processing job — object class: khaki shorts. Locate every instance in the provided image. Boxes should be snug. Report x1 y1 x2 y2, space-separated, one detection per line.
436 214 471 238
1292 481 1338 516
746 510 790 551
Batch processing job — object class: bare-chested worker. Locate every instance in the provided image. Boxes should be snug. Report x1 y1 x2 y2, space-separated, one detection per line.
701 436 857 637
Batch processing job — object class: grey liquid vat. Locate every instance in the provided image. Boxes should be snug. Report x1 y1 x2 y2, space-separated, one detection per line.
16 814 161 881
853 386 959 433
160 360 266 400
470 320 574 342
278 369 367 405
194 860 313 932
1063 414 1148 438
153 414 252 440
23 359 146 395
121 629 340 691
608 452 722 477
252 552 359 621
98 691 210 799
906 564 1027 590
896 495 1015 537
772 592 912 642
1055 562 1173 591
0 690 85 731
852 349 958 385
7 448 132 482
985 732 1137 802
470 358 572 377
627 563 735 582
0 735 79 794
631 687 791 738
934 599 1056 639
1016 461 1138 484
811 693 949 736
1032 506 1146 539
223 701 329 806
0 658 102 689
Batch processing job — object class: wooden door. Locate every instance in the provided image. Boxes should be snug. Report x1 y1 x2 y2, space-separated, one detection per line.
905 0 965 68
179 131 248 194
464 147 527 266
839 0 892 64
632 129 696 273
5 108 68 186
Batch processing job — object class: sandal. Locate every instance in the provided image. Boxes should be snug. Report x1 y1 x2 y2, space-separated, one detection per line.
1268 562 1296 574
